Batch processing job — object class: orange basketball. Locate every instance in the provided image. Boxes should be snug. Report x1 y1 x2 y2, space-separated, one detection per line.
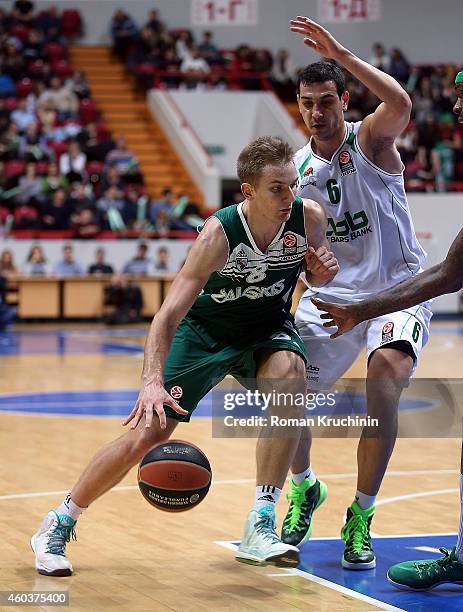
138 440 212 512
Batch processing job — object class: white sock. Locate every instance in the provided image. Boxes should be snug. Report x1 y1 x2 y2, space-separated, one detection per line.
354 490 376 510
455 474 463 562
292 466 316 486
56 494 86 521
254 485 282 512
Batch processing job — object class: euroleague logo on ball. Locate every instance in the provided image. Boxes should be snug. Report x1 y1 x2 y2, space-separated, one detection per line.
170 385 183 399
283 232 297 249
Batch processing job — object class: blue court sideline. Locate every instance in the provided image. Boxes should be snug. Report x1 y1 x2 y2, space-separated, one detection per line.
0 388 432 417
299 534 462 612
0 324 460 356
225 534 462 612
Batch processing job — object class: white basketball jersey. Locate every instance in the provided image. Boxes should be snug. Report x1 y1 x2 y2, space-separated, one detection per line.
294 120 426 301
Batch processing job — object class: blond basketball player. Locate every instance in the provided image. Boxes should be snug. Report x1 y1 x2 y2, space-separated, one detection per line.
31 136 339 576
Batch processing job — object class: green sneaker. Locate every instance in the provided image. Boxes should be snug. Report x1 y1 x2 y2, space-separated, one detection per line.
387 548 463 590
281 478 327 546
341 501 376 569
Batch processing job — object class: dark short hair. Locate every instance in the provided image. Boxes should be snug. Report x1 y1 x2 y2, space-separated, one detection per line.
297 60 346 98
237 136 294 185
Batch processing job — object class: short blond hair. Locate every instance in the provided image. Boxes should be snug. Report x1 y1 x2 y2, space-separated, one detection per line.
237 136 294 185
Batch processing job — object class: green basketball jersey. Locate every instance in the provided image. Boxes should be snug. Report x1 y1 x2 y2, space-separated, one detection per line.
186 197 307 340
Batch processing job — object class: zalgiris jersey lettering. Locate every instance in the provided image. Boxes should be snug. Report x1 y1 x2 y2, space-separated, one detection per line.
211 280 285 303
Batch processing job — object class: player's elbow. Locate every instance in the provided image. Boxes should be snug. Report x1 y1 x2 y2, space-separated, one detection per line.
393 91 412 118
441 263 463 294
446 277 463 294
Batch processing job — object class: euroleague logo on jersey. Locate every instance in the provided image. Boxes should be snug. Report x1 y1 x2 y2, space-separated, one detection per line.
283 232 297 250
338 150 357 176
170 385 183 400
381 322 394 345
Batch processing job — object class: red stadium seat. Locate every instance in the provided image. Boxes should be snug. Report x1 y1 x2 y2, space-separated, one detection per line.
0 207 10 224
79 98 97 124
35 160 49 175
86 161 104 175
14 206 39 224
45 42 65 62
61 10 82 38
5 160 26 179
136 63 156 76
48 141 69 159
10 24 30 43
15 77 33 98
4 97 18 110
95 123 111 142
52 60 74 78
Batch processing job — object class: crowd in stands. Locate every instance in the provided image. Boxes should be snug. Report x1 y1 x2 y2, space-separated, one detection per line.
0 1 203 235
1 1 463 240
112 8 276 92
111 7 463 192
0 240 180 326
0 239 183 325
0 241 179 278
346 43 463 192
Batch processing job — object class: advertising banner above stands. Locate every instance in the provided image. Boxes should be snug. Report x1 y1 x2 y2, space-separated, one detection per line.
318 0 381 22
191 0 258 26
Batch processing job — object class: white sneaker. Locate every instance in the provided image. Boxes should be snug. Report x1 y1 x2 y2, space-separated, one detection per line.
235 506 299 567
31 511 76 576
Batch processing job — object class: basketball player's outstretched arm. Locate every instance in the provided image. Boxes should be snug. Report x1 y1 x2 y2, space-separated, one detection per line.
312 227 463 338
302 198 339 286
290 16 411 171
124 218 228 429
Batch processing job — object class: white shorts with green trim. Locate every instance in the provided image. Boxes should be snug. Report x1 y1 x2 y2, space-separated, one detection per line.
295 294 433 390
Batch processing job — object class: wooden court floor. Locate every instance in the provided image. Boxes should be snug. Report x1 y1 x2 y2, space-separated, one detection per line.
0 320 462 611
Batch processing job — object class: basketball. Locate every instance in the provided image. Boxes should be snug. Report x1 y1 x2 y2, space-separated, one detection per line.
138 440 212 512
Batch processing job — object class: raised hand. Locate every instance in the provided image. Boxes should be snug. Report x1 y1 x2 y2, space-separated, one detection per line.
289 16 346 60
311 298 361 338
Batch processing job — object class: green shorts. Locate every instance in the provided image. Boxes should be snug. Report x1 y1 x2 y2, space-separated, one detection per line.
163 315 307 422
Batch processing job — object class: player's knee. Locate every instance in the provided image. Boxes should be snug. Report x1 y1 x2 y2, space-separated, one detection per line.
286 353 307 380
368 345 414 380
272 352 307 381
125 427 169 464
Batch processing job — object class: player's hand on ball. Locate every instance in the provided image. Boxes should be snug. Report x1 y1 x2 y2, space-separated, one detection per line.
305 246 339 285
311 298 360 338
123 381 188 430
289 16 346 60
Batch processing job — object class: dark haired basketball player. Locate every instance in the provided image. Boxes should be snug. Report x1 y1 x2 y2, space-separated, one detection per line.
279 15 432 571
31 136 339 575
313 71 463 590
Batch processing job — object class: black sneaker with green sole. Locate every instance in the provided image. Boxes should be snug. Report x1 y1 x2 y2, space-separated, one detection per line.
341 501 376 570
281 478 327 547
